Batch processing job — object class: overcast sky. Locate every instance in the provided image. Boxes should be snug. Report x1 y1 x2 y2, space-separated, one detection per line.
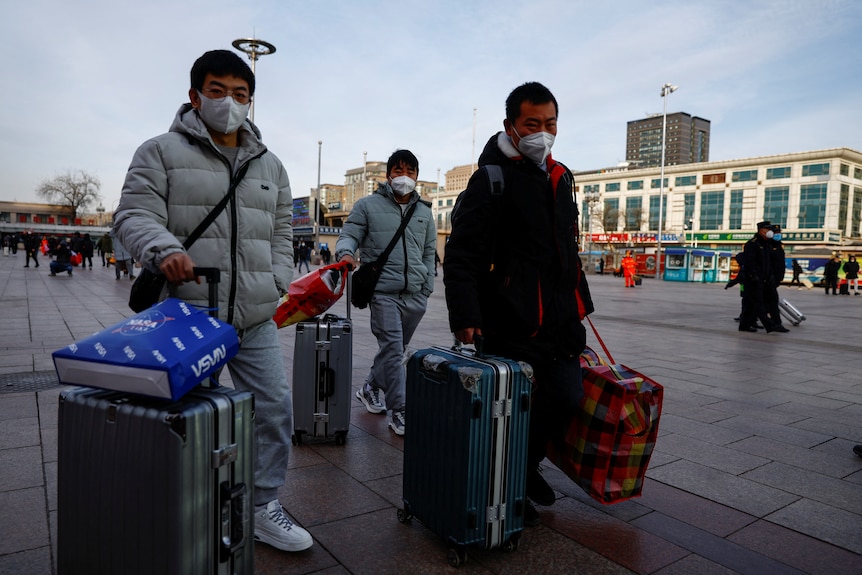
2 0 860 212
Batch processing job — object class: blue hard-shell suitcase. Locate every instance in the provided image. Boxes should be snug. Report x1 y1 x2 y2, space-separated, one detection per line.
398 345 532 567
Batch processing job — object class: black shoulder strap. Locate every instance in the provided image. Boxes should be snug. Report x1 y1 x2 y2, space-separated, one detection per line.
484 165 505 197
376 201 418 265
182 162 250 250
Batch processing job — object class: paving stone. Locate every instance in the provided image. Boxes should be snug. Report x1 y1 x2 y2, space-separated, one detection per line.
765 498 862 555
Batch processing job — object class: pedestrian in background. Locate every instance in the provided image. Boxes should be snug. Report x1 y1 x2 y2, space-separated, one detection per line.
843 255 859 295
741 221 787 332
111 233 135 281
81 233 95 269
336 149 436 437
23 230 40 268
95 232 112 267
824 255 841 295
49 240 74 276
621 250 637 287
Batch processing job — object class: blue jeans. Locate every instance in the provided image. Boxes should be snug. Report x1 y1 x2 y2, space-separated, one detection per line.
50 261 72 274
221 319 293 506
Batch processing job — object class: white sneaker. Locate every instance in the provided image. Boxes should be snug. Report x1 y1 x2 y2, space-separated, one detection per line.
254 500 313 552
356 386 386 414
389 409 405 436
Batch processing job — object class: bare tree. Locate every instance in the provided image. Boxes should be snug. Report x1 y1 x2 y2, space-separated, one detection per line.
602 207 620 233
36 170 102 221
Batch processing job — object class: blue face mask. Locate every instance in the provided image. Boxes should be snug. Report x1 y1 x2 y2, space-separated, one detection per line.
773 233 782 241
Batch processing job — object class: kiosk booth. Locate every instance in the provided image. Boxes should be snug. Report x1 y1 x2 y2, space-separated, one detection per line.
664 248 689 281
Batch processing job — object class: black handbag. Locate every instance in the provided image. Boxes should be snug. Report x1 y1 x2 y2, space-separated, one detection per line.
350 202 417 309
128 165 249 312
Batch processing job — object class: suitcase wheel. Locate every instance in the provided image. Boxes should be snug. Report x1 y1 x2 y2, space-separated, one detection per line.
396 507 412 523
447 546 467 567
335 431 347 446
503 532 521 553
291 432 304 446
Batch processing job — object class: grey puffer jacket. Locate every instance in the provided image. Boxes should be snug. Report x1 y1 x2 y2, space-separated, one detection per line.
113 104 294 329
335 184 436 296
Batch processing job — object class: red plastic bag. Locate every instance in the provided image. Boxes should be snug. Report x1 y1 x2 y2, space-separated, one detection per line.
273 262 349 328
71 252 82 266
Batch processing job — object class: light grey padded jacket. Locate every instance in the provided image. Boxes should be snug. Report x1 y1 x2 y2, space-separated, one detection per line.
335 184 436 296
113 104 294 329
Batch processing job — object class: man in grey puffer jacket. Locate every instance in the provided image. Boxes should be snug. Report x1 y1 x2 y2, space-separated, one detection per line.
113 49 311 553
335 149 436 436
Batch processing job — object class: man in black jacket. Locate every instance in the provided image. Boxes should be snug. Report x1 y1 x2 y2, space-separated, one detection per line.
741 221 788 332
444 82 593 526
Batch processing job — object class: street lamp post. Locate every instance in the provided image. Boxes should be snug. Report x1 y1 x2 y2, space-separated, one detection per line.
315 140 322 251
584 189 600 272
231 38 276 123
655 82 678 280
96 203 105 226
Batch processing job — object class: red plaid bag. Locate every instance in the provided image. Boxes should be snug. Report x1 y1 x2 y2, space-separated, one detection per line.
548 320 664 504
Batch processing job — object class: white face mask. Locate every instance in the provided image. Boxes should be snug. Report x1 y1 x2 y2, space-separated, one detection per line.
513 128 555 165
765 229 774 239
197 91 250 134
390 176 416 196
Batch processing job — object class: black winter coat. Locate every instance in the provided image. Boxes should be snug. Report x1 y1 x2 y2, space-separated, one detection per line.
443 133 591 364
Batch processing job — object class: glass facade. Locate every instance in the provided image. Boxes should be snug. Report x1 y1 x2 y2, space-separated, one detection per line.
763 186 789 228
649 194 667 230
625 196 642 230
603 198 619 231
675 175 696 187
700 191 724 230
798 183 827 228
802 163 830 176
766 166 791 179
853 188 862 237
627 180 644 190
729 190 744 230
839 184 849 233
732 169 758 182
605 182 620 192
684 193 695 225
650 178 668 189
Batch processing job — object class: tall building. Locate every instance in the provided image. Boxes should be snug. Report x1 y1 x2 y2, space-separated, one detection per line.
626 112 710 168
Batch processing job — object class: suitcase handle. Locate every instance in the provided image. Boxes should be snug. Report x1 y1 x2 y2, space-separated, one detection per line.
192 267 220 317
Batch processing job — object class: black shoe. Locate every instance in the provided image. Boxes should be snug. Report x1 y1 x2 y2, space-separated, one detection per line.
738 326 757 332
767 325 789 333
854 445 862 457
524 501 540 527
526 469 555 506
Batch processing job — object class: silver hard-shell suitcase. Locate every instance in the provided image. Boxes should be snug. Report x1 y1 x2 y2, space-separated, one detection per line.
57 267 254 575
58 386 254 575
778 297 806 326
292 313 353 445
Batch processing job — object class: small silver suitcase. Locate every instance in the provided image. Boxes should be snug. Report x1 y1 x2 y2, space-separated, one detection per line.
778 298 806 326
292 310 353 445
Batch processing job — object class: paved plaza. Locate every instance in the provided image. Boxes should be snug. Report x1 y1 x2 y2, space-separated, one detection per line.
0 249 860 574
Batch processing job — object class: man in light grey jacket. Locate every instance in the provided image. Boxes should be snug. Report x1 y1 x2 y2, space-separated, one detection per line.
336 150 436 436
113 49 311 553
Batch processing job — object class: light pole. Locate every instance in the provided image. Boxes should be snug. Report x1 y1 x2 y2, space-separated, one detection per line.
315 140 322 250
231 38 276 123
584 189 600 272
655 82 678 280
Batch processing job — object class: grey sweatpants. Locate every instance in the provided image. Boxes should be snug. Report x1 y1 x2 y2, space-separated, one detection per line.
364 292 428 412
223 319 292 507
